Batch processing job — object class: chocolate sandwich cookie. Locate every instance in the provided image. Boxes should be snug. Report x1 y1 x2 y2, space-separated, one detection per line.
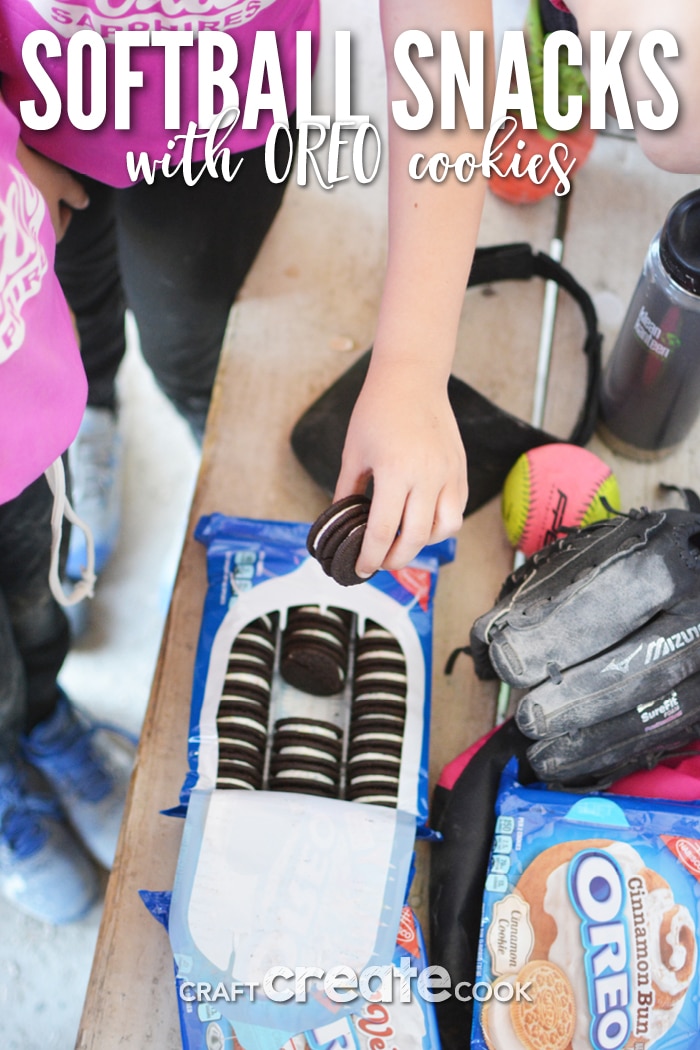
216 776 258 790
349 720 405 749
269 777 339 798
245 613 279 637
347 762 401 789
226 651 272 677
281 644 347 696
216 757 263 790
353 667 407 694
307 495 375 586
351 696 407 723
218 686 270 709
232 627 277 664
347 790 399 808
217 699 270 726
280 605 352 696
224 615 278 675
270 753 340 784
218 740 265 770
355 646 406 669
272 732 343 763
346 792 398 808
350 711 406 733
217 713 269 745
359 620 396 642
223 658 273 687
284 606 353 646
347 742 402 766
218 727 268 753
274 717 343 742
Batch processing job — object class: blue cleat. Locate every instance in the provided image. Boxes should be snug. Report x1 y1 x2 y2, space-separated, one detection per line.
21 692 137 870
0 758 99 924
66 407 122 582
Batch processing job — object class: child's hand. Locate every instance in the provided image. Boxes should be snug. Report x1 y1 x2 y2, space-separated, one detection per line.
334 361 467 575
16 141 89 241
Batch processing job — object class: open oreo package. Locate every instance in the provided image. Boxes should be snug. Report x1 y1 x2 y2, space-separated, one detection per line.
144 513 454 1047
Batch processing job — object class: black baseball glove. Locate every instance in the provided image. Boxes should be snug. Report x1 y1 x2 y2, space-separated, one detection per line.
469 503 700 786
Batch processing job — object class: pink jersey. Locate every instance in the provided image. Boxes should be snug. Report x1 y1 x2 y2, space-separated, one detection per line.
0 97 87 502
0 0 320 186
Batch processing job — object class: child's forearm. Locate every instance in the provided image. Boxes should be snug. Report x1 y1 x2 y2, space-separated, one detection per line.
374 0 494 385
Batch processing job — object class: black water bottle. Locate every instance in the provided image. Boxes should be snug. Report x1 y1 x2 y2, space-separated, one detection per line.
598 189 700 459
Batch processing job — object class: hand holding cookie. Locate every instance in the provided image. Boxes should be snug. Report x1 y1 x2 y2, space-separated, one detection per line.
333 363 468 576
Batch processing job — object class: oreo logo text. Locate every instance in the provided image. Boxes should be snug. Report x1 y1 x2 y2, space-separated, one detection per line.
569 850 632 1050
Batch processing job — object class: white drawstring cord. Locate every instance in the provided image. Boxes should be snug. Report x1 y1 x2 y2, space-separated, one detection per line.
44 457 96 607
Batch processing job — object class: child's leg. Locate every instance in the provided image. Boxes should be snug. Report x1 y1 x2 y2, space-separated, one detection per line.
566 0 700 173
115 133 295 440
54 178 127 411
0 476 70 746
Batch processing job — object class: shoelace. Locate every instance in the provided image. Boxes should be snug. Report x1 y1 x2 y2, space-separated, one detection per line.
0 773 62 860
44 457 96 608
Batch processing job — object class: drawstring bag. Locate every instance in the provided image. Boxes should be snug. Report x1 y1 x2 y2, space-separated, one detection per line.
291 243 602 516
1 99 94 606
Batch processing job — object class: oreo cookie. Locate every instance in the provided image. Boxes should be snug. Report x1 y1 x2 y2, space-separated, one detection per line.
216 756 263 790
345 792 399 808
352 695 407 722
349 720 405 749
346 772 399 804
270 753 340 783
218 740 265 769
274 717 343 742
272 732 342 763
347 746 402 768
306 495 374 586
280 605 352 696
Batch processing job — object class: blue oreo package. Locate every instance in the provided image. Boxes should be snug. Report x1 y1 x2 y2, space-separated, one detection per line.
141 893 441 1050
160 514 452 1038
471 760 700 1050
183 512 453 833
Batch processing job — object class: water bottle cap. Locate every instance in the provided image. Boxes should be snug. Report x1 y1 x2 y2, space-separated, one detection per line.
659 189 700 296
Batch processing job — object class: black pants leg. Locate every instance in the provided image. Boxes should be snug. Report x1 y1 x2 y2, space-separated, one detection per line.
55 137 292 439
55 178 127 413
0 477 69 760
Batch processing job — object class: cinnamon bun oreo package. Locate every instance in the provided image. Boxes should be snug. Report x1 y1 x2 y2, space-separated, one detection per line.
163 514 453 1039
471 760 700 1050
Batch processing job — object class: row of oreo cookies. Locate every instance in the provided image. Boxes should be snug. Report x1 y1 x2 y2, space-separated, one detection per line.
279 604 353 697
268 717 343 797
346 621 407 807
215 614 408 808
216 614 278 790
